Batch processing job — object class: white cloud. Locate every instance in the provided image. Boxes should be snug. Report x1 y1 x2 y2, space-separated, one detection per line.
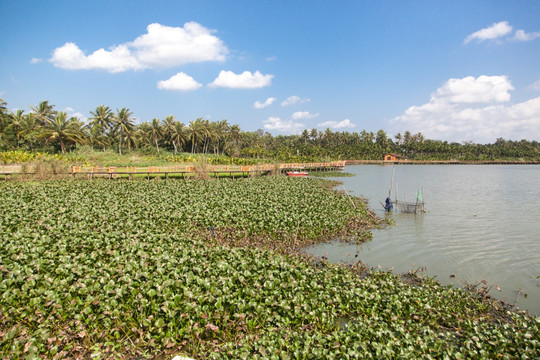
514 29 540 41
263 116 304 134
254 97 276 109
390 75 540 143
464 21 513 44
130 22 227 67
209 70 273 89
265 56 277 61
50 22 227 72
434 75 513 104
318 119 355 129
157 72 202 92
30 58 42 64
281 95 311 106
291 111 319 120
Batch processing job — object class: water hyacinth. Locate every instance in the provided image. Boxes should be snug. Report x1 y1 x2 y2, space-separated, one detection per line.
0 177 538 359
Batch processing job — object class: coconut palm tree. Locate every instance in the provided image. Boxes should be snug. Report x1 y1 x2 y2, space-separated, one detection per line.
30 100 56 126
0 98 8 128
169 121 187 154
187 118 206 153
37 112 86 154
113 108 134 155
89 105 114 150
212 119 230 155
148 118 163 153
89 105 113 131
135 122 152 149
19 113 39 150
7 110 26 148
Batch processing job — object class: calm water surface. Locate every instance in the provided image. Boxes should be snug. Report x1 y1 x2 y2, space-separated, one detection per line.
305 165 540 316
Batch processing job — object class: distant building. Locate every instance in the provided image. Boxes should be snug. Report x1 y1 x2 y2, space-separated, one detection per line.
383 153 401 162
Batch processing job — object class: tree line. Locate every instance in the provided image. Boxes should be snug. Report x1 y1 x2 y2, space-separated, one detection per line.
1 99 539 162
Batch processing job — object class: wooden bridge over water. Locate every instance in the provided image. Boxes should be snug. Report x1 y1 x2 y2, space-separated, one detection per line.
1 161 346 180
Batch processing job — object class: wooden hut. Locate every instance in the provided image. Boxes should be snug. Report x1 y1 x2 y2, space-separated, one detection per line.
383 153 401 162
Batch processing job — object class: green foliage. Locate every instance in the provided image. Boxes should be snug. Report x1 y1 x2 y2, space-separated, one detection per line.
0 150 42 164
2 98 539 163
0 178 538 359
165 154 261 166
0 150 86 166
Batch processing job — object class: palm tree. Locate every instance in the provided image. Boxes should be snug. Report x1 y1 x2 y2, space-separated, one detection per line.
394 132 403 146
168 120 188 155
187 118 205 153
30 100 56 126
135 122 152 149
7 110 26 147
0 98 8 128
89 105 113 150
89 105 113 131
149 118 163 153
37 112 86 154
113 108 134 155
213 119 229 155
19 113 39 150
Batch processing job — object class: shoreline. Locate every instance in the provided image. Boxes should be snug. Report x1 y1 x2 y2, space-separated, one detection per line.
345 159 540 165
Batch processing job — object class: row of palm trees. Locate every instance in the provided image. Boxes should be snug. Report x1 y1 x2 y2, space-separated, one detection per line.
0 99 241 156
1 98 538 161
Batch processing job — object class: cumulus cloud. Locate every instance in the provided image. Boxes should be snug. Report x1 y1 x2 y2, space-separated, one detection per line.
30 58 42 64
281 95 311 106
157 72 202 92
514 29 540 41
209 70 273 89
318 119 355 129
390 75 540 143
263 116 304 134
291 111 319 120
50 22 227 72
254 97 276 109
434 75 514 103
464 21 513 43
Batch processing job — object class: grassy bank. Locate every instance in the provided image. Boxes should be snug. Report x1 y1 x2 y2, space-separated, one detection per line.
0 178 538 359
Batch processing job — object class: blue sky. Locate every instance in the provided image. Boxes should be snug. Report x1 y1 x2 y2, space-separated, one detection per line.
1 0 540 143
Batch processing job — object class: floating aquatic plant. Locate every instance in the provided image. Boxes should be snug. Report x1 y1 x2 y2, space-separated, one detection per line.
0 178 538 359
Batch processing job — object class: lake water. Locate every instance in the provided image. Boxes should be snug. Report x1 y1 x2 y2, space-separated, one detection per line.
305 165 540 316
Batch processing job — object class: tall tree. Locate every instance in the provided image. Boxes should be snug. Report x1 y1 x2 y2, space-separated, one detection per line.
113 108 134 155
19 113 39 150
0 98 8 129
149 118 163 153
37 112 86 154
161 115 176 152
187 118 206 153
7 110 26 147
169 121 187 154
89 105 114 151
30 100 56 126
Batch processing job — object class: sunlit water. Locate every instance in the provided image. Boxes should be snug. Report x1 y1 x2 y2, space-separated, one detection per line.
305 165 540 316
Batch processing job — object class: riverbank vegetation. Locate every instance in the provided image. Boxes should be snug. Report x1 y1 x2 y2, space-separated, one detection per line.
1 177 538 359
1 99 539 165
